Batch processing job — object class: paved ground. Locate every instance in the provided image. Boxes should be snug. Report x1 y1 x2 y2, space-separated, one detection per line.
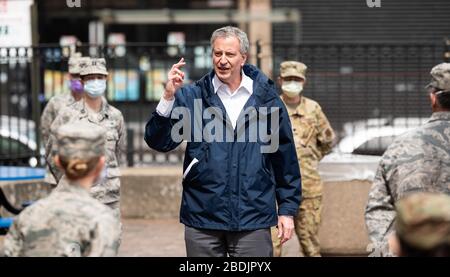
1 218 300 257
118 219 300 257
119 219 186 257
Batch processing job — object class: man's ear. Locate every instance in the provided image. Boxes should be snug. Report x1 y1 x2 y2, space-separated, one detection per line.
96 156 106 172
241 54 247 66
99 156 106 169
430 92 438 108
91 156 106 177
277 77 283 87
54 155 61 169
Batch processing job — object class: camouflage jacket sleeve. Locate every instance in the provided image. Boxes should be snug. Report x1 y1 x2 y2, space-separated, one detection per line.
3 219 24 257
365 159 396 245
87 215 120 257
115 113 127 167
315 106 336 159
40 99 57 147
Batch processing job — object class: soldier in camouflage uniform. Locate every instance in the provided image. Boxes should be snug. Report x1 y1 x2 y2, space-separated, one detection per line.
4 122 120 257
365 63 450 257
41 52 90 145
389 192 450 257
46 58 127 219
272 61 336 257
41 52 90 186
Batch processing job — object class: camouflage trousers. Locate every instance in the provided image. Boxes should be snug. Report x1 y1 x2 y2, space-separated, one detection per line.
272 196 323 257
92 177 122 248
107 201 123 248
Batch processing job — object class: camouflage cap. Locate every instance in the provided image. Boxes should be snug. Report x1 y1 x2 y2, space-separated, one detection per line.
280 61 307 80
68 52 82 74
55 122 106 160
80 58 108 76
426 63 450 92
395 192 450 250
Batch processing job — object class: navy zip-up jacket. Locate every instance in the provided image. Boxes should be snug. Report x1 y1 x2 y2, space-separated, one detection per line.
145 64 301 231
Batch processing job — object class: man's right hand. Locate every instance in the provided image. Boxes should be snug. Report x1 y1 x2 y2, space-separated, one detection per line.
163 57 186 100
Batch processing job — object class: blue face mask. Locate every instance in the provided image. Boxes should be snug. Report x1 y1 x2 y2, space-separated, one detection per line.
84 79 106 98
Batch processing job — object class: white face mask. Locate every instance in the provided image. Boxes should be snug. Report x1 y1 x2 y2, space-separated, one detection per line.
282 81 303 98
84 79 106 98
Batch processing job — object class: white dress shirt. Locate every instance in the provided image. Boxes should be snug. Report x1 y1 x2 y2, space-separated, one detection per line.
156 71 254 129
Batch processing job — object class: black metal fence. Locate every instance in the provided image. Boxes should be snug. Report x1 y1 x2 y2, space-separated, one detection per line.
0 41 448 167
270 41 448 155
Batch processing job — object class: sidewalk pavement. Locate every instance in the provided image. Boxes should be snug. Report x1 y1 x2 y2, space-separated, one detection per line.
1 218 300 257
119 219 300 257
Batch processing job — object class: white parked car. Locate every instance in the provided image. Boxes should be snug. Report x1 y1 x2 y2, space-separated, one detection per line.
336 117 428 156
0 116 45 167
319 117 428 181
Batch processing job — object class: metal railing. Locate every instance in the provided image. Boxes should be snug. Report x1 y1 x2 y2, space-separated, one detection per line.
0 40 447 166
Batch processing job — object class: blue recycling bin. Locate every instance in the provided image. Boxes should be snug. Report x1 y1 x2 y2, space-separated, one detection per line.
0 166 45 181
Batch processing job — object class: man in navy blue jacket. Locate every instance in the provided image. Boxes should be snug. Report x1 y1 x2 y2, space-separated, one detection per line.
145 26 301 257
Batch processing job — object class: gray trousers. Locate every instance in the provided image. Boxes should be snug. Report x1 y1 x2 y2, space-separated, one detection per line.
184 226 273 257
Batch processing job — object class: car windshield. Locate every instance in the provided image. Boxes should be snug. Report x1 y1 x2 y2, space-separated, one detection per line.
351 135 397 156
336 117 428 156
0 136 33 157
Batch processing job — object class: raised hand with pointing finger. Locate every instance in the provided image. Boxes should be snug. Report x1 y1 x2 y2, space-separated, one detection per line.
163 58 186 100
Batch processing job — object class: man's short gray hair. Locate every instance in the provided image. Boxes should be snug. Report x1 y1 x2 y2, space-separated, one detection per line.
210 26 250 55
